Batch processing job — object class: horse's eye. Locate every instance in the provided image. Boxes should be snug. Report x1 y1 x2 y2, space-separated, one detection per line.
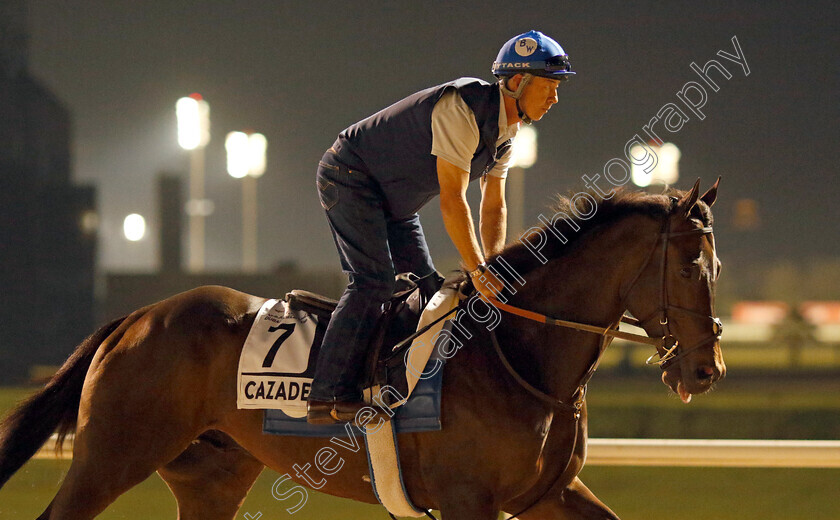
679 267 692 278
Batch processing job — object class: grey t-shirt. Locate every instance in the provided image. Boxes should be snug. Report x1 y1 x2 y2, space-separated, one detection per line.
430 88 519 178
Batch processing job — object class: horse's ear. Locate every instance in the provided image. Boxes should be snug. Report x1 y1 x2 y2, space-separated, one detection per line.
677 178 701 217
700 176 721 207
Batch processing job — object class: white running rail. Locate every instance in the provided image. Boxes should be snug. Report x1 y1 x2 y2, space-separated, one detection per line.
35 435 840 468
586 438 840 468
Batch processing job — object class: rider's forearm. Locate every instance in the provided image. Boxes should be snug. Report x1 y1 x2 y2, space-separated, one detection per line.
480 200 506 258
439 192 484 272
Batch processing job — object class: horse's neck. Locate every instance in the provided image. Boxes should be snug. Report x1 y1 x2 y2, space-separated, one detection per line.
505 215 657 400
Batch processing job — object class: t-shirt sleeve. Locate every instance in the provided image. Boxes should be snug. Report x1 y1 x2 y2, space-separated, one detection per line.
430 89 480 173
487 141 512 179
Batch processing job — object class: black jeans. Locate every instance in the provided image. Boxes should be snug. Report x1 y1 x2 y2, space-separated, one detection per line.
309 151 436 401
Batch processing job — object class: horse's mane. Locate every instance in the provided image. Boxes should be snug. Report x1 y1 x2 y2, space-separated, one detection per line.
489 187 713 276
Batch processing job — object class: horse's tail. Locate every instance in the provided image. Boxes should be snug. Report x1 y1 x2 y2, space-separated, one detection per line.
0 315 128 489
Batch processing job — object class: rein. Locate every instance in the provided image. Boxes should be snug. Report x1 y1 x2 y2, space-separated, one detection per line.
488 299 661 348
485 303 656 418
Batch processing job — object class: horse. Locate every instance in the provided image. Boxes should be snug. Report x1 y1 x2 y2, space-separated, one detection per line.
0 180 725 520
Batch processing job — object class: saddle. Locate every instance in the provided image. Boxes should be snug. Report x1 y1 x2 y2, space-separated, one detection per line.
284 271 450 400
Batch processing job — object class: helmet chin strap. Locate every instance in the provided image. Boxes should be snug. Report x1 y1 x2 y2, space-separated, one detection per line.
515 98 533 125
499 74 534 124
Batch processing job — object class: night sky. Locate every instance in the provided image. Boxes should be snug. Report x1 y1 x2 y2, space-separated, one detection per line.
26 1 839 273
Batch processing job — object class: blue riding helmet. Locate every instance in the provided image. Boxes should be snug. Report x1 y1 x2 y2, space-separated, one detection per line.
492 30 575 124
491 30 575 80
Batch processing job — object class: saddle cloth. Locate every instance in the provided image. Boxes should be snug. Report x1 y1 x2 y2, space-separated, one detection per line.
235 285 459 436
236 299 324 416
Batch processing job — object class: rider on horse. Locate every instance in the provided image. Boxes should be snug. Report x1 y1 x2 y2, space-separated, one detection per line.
307 30 576 424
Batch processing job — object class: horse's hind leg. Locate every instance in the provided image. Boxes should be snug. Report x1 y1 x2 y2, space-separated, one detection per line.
40 296 240 519
158 430 265 520
39 398 200 520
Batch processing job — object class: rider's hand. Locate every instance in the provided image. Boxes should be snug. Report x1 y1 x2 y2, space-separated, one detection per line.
469 265 505 301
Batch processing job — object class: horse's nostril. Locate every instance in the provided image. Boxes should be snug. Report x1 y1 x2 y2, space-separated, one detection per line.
696 366 715 381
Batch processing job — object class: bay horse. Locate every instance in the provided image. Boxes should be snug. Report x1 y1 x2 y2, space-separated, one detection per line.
0 181 725 519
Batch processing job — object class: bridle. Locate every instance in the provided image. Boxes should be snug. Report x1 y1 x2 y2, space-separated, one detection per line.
486 198 722 413
616 198 722 369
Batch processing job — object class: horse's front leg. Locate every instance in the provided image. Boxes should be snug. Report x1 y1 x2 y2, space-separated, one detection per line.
437 487 500 520
507 403 618 520
509 476 620 520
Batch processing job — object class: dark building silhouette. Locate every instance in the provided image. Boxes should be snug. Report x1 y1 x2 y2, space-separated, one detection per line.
157 173 184 273
0 1 96 382
100 173 345 329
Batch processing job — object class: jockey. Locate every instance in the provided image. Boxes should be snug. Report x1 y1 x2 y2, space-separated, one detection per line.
307 30 576 424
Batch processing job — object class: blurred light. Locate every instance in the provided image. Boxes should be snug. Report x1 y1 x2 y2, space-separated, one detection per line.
800 302 840 325
733 198 760 230
226 131 250 178
184 199 215 216
79 210 99 235
227 131 268 178
248 133 267 177
123 213 146 241
510 126 538 169
732 301 789 325
631 142 681 187
176 96 210 150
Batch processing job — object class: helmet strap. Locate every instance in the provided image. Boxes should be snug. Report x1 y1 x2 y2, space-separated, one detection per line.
499 73 532 99
515 98 533 125
499 73 533 124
